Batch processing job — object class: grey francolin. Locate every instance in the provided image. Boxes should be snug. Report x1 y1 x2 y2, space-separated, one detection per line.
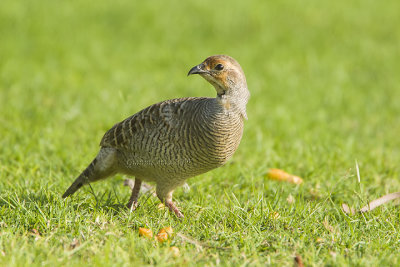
62 55 250 217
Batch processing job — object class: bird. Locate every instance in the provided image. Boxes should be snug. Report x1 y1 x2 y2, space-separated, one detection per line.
62 55 250 218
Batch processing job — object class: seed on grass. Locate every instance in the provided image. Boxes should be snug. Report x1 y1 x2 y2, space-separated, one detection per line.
139 227 153 238
157 226 174 243
159 226 173 236
266 169 303 184
139 227 174 242
157 232 169 243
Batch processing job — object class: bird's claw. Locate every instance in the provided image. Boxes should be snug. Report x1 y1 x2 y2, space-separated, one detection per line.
165 200 184 218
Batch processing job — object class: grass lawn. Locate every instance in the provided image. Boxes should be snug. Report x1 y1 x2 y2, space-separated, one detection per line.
1 0 400 266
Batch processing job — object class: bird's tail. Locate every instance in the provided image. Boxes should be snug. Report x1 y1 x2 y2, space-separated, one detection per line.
62 158 98 198
62 148 117 198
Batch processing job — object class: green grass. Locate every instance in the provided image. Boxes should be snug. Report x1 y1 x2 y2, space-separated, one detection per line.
1 0 400 265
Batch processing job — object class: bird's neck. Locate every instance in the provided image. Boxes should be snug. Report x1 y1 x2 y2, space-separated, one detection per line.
217 85 250 120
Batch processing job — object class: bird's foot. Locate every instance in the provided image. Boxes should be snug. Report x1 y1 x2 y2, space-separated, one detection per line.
165 200 184 218
126 200 139 211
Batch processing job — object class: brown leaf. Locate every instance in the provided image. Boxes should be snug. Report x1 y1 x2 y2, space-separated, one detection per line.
323 217 335 233
360 191 400 212
341 203 356 215
342 191 400 215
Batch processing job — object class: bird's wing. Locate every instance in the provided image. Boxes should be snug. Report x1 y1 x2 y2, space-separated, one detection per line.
99 97 204 150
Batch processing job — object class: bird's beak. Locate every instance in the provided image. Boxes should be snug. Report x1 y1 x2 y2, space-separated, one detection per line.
187 63 206 76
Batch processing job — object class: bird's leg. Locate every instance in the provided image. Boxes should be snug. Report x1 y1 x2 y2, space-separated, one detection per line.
156 186 184 218
126 178 142 210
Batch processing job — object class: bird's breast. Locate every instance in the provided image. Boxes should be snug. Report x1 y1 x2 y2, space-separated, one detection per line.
188 103 244 167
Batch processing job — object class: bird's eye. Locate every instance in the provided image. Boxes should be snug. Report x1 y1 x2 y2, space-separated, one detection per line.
214 64 224 71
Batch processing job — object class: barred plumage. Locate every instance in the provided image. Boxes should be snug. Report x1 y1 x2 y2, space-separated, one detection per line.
62 55 250 217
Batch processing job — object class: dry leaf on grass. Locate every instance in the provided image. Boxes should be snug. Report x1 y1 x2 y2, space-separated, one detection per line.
341 203 356 215
342 191 400 215
266 169 303 184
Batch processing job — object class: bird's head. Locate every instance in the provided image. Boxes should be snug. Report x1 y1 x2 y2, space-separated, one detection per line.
188 55 248 98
